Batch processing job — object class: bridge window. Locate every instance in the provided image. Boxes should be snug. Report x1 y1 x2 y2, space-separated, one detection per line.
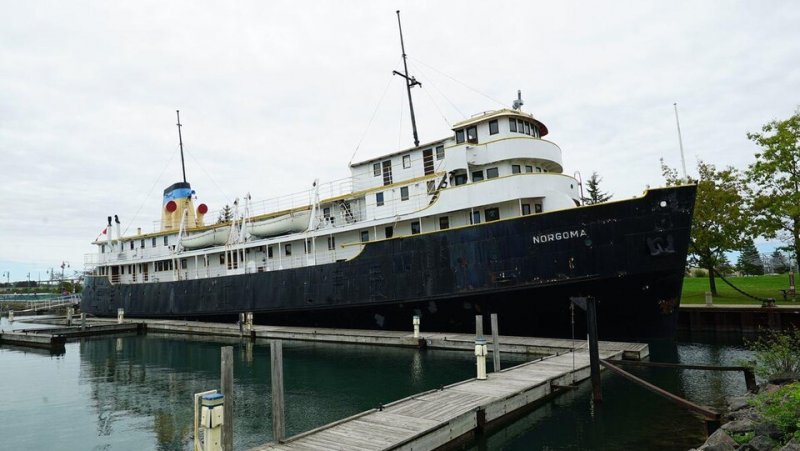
436 145 445 160
524 122 531 135
454 173 468 186
382 160 393 186
472 170 484 182
456 129 465 144
152 237 157 247
489 120 498 135
140 239 145 248
522 204 531 215
466 126 478 144
512 165 521 174
163 236 168 246
526 165 533 173
471 211 481 225
130 241 134 250
509 118 517 132
373 163 381 176
285 244 292 256
385 226 394 238
403 155 411 169
486 167 499 179
361 231 369 242
485 208 500 222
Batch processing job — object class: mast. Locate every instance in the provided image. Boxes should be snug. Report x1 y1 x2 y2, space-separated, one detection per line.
393 10 421 148
176 110 187 183
673 103 688 180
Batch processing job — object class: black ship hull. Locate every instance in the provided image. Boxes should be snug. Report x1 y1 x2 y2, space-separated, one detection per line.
82 185 696 340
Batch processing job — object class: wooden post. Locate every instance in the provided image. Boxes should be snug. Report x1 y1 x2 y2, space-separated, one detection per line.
490 313 501 372
271 339 285 442
475 315 483 338
80 312 86 331
220 346 234 451
586 297 602 403
744 368 757 392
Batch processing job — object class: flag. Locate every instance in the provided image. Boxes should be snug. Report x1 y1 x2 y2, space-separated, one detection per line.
95 227 108 241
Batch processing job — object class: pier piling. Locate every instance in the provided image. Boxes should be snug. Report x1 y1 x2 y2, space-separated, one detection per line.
66 307 73 326
220 346 234 451
491 313 501 372
270 340 285 442
412 315 420 339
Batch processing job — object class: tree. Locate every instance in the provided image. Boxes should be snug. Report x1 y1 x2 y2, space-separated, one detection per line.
217 204 233 223
662 159 750 295
746 109 800 271
737 239 764 275
582 171 612 205
770 250 789 274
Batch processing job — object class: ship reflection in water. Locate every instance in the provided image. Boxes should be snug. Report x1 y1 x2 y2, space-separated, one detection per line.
0 326 752 451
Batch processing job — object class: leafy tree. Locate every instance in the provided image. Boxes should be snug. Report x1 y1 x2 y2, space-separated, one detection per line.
770 249 790 274
662 159 750 295
217 204 233 223
582 171 612 205
737 239 764 275
746 109 800 271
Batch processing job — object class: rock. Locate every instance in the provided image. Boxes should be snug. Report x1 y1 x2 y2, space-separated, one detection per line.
754 421 783 440
726 407 759 422
780 437 800 451
728 395 752 411
722 418 756 434
701 429 738 451
738 435 775 451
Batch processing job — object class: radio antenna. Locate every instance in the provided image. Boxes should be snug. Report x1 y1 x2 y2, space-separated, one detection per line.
176 110 187 183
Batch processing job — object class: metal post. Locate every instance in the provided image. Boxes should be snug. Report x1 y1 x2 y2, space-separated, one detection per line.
66 307 73 326
586 297 602 403
271 340 285 442
490 313 501 372
475 315 483 338
412 315 420 339
220 346 234 451
704 291 713 306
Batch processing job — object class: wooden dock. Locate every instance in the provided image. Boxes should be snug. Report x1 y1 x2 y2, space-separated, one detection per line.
0 323 142 351
251 349 623 451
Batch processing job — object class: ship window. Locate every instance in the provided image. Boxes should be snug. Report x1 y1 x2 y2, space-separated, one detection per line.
327 236 335 250
323 207 331 219
471 211 481 224
140 239 145 248
489 119 499 135
268 246 273 258
526 165 533 173
382 160 393 186
285 244 292 256
403 154 411 169
360 231 369 242
485 207 500 222
156 261 162 272
535 166 542 173
522 204 531 215
130 241 134 250
385 226 393 238
423 148 434 175
466 126 478 144
524 122 531 135
456 129 465 143
517 119 524 133
411 221 421 235
152 237 157 247
427 180 436 194
509 118 517 132
472 170 484 182
486 167 499 179
512 165 521 174
439 216 449 230
454 173 468 185
376 192 384 207
220 254 225 264
535 204 543 213
533 124 540 138
400 186 409 201
436 145 444 160
181 258 187 269
373 163 380 176
163 236 168 246
304 239 310 254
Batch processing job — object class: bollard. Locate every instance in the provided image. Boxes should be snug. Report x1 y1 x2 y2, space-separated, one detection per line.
412 315 420 339
238 313 245 336
66 307 74 326
705 291 713 306
271 340 286 441
200 392 225 451
80 313 86 331
8 310 13 322
475 337 488 380
245 312 253 333
490 313 501 372
117 308 125 324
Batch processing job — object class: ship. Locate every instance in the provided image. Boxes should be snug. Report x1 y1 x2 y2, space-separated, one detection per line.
81 17 696 340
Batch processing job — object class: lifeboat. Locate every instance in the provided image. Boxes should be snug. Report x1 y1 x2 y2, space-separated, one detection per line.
247 210 311 238
180 227 231 249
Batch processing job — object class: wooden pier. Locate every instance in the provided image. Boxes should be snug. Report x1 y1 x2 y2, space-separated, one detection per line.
251 349 624 451
0 323 142 351
679 303 800 333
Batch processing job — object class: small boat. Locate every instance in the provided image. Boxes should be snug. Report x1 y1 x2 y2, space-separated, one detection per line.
247 210 311 238
180 227 231 249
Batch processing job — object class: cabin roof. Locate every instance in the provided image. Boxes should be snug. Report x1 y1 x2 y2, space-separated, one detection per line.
451 108 549 137
349 137 449 168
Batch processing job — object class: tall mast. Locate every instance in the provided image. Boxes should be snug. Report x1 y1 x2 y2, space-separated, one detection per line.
393 10 421 147
673 103 688 180
176 110 187 183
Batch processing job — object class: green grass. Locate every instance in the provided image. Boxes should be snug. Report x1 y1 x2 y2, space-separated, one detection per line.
682 274 799 305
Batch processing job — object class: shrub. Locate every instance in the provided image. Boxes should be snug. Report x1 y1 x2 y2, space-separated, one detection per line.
751 382 800 442
745 327 800 381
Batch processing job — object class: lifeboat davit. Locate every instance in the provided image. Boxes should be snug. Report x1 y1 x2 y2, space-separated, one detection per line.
247 210 311 238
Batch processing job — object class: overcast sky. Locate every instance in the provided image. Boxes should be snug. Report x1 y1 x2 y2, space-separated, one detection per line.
1 1 798 283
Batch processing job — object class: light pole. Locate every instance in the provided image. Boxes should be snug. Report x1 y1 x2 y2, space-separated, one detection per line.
60 261 70 294
2 271 9 285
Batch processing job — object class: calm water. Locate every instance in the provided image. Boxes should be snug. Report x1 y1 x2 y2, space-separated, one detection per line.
0 317 751 450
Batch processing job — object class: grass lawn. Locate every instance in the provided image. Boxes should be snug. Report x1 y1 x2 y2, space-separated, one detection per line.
682 273 799 305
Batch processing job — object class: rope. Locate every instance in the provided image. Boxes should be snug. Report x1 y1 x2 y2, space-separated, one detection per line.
348 70 397 166
409 56 507 108
688 239 771 302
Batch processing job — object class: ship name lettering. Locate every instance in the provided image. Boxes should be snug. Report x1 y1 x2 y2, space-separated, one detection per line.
532 229 587 244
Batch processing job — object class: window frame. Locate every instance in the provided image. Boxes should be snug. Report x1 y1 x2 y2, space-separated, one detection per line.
439 216 449 230
360 230 369 242
400 186 409 201
373 163 381 176
466 125 478 144
485 207 500 222
488 119 499 135
509 118 517 132
454 173 468 186
435 145 445 160
285 244 292 256
455 129 465 144
411 221 421 235
385 226 393 238
512 165 521 174
472 170 484 182
522 204 531 215
486 167 499 179
525 165 533 173
376 192 384 207
402 154 411 169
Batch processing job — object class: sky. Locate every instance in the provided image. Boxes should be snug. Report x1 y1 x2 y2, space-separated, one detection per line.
1 1 799 283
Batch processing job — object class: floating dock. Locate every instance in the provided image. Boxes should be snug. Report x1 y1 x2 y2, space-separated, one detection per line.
0 323 142 351
251 349 624 451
